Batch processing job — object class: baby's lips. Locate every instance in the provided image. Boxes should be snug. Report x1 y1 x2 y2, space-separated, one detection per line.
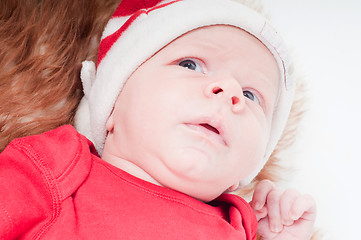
185 122 226 146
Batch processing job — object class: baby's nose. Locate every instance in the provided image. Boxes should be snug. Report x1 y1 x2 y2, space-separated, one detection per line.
204 78 244 113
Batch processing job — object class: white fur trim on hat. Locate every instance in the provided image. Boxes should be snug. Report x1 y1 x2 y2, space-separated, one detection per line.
74 0 295 187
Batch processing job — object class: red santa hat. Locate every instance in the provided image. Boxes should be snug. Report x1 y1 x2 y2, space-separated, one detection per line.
75 0 295 187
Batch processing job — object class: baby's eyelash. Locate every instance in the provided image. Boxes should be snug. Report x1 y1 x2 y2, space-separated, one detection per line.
242 88 265 110
178 59 199 70
176 58 207 74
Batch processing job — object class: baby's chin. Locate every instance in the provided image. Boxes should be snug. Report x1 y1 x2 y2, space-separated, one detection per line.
161 179 228 203
189 189 226 203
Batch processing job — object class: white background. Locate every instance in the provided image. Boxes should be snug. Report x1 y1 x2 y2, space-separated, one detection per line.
262 0 361 239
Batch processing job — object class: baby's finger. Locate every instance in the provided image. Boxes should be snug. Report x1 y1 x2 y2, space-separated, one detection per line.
279 189 300 226
266 189 283 233
251 180 275 211
253 205 268 221
290 194 317 221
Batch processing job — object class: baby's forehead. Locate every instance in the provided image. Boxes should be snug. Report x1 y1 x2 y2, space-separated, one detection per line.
160 25 280 76
163 25 276 60
170 25 249 44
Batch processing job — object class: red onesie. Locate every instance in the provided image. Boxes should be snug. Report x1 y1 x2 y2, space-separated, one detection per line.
0 125 257 239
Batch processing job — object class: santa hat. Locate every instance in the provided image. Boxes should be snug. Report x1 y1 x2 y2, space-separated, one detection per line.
75 0 295 187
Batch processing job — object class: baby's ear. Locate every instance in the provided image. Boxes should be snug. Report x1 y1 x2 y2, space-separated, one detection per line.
105 112 115 133
228 182 240 192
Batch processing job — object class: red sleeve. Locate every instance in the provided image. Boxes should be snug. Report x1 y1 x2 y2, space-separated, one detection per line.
0 125 93 239
233 196 258 240
0 140 58 239
215 193 258 240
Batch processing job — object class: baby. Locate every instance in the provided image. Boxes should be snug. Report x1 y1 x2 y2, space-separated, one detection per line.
0 0 316 239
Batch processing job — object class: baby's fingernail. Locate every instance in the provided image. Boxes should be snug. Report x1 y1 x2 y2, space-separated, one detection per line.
290 212 300 220
282 219 293 226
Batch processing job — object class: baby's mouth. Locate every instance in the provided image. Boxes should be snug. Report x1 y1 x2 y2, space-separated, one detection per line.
185 122 226 146
199 123 220 135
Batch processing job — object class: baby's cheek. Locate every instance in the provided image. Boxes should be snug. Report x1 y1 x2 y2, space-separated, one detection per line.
234 126 268 173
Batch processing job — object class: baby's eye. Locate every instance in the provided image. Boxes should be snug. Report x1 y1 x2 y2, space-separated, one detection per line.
178 59 203 73
243 90 260 105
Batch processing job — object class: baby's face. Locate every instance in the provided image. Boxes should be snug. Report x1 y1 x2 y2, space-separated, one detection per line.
103 25 280 202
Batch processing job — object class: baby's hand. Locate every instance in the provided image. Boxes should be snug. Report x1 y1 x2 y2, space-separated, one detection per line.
250 180 316 240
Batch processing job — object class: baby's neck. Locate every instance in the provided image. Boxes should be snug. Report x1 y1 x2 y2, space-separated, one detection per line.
101 150 161 186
